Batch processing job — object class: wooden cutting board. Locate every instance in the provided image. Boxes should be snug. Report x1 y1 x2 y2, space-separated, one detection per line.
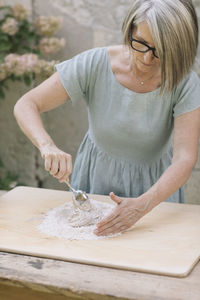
0 186 200 277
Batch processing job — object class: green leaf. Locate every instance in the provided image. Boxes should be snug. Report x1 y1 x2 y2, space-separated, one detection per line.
0 6 12 11
0 34 9 42
9 74 16 81
15 76 22 81
20 45 31 51
27 34 36 43
0 87 5 99
10 75 22 82
32 49 41 55
2 13 13 19
0 41 12 52
23 75 32 86
0 53 6 63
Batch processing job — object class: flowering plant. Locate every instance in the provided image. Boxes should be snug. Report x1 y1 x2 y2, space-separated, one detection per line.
0 3 65 99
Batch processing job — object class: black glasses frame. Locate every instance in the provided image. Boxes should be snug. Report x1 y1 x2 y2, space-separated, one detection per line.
129 31 159 58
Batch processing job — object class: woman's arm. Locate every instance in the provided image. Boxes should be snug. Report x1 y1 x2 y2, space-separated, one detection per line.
95 107 200 236
14 72 72 182
142 107 200 209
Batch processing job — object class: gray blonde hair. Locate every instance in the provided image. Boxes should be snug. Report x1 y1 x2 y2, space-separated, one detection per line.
122 0 199 94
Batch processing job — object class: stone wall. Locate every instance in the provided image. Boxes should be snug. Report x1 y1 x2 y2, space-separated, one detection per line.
0 0 199 204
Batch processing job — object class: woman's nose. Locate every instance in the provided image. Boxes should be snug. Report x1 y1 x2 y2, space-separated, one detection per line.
143 50 154 64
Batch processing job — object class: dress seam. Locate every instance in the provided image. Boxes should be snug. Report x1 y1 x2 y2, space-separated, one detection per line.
87 131 172 168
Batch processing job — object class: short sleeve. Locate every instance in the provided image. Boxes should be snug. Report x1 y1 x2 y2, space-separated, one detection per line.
55 48 102 105
173 71 200 118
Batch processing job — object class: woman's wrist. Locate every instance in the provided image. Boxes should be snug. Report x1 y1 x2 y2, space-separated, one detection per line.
137 191 158 214
37 138 56 153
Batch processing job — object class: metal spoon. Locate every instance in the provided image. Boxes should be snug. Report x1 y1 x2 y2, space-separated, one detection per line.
65 181 91 211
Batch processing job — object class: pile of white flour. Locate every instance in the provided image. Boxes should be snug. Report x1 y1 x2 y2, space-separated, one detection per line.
38 199 120 240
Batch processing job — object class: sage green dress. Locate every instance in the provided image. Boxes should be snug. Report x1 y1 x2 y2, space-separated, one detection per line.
55 47 200 202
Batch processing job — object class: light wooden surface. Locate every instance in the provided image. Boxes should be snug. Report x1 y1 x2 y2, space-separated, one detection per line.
0 190 7 197
1 186 200 278
0 251 200 300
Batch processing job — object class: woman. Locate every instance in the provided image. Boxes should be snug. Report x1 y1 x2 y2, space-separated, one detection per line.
14 0 200 236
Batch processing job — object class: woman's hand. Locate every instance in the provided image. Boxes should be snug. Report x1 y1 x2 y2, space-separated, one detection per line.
40 143 72 182
94 192 151 236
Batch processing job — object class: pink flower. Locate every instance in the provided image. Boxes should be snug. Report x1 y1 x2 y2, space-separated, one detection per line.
12 4 29 21
5 54 25 76
0 63 8 81
40 60 59 77
1 17 19 35
34 16 62 37
3 53 58 78
20 54 40 74
39 37 65 56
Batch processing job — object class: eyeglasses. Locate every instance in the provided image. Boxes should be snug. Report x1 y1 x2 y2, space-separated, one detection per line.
129 34 159 59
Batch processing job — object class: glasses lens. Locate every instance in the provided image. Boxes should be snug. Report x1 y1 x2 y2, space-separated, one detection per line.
132 40 159 58
132 40 148 52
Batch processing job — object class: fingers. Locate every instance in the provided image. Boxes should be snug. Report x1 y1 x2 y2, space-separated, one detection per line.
97 206 120 227
50 156 59 175
42 147 72 182
96 215 120 233
97 192 123 227
44 155 52 172
102 225 127 235
109 192 123 204
56 155 67 178
95 193 123 236
94 195 145 236
66 154 72 177
95 213 131 236
56 154 72 182
94 220 127 236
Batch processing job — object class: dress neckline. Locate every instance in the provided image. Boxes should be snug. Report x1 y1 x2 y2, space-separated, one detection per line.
104 46 161 96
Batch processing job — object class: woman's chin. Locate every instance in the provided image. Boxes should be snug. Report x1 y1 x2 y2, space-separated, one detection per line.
136 60 156 72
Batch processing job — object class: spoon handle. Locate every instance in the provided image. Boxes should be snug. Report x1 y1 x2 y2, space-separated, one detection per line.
64 180 76 193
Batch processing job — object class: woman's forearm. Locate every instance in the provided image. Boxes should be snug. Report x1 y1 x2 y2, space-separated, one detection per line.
14 73 72 182
141 159 195 211
95 159 196 236
14 96 55 151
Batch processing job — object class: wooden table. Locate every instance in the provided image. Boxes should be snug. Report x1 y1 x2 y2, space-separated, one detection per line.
0 251 200 300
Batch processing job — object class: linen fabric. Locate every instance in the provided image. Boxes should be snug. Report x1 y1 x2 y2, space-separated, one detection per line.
55 47 200 202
